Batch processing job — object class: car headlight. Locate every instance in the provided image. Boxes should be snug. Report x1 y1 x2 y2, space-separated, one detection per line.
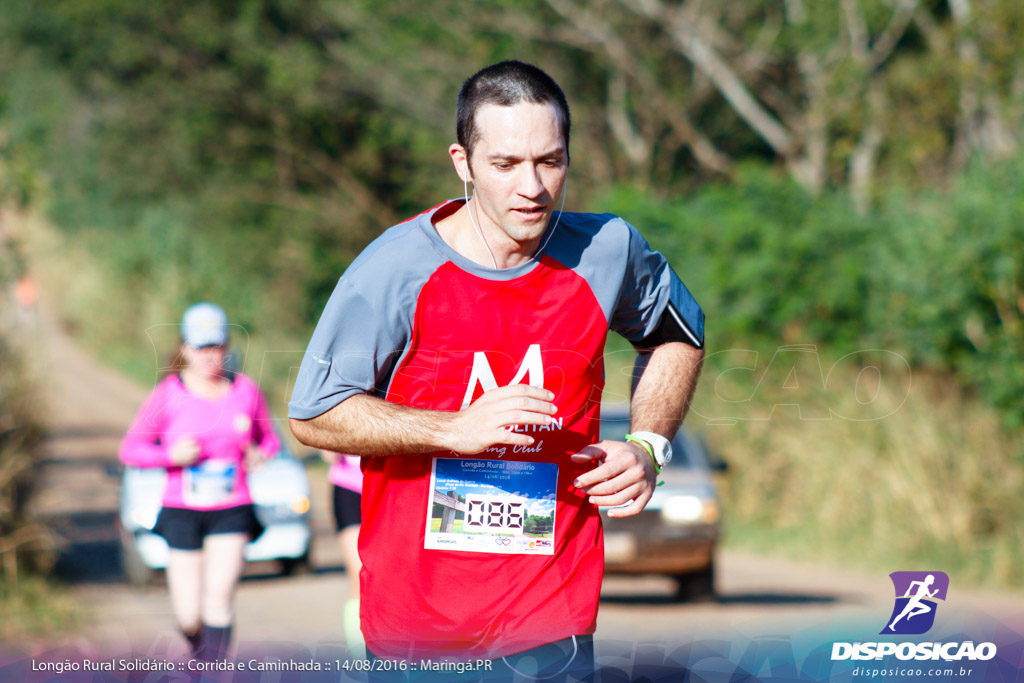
661 495 718 524
290 496 310 516
132 507 160 530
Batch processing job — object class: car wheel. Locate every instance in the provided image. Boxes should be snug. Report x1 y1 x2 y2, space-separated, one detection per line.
119 524 159 587
280 550 312 577
673 562 716 603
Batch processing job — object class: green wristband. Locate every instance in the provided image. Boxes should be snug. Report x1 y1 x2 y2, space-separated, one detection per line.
625 433 662 478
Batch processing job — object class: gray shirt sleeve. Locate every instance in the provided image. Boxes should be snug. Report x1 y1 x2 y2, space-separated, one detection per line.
287 276 411 420
287 216 446 420
611 224 704 348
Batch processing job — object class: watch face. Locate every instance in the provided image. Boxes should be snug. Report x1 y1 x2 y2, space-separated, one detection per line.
640 433 668 466
629 431 672 467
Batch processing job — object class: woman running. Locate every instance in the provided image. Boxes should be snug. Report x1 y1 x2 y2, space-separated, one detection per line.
120 302 279 660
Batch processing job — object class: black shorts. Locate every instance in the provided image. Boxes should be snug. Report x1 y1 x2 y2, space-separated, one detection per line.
367 635 595 682
332 485 362 531
152 504 264 551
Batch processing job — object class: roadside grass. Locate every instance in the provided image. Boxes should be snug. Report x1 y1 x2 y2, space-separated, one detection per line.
694 352 1024 591
603 338 1023 590
0 575 85 642
0 230 86 643
20 212 307 418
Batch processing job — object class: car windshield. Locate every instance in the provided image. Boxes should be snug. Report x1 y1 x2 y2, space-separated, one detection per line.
598 416 693 468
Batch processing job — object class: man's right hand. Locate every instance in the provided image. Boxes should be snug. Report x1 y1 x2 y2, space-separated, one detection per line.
444 385 557 454
169 437 201 466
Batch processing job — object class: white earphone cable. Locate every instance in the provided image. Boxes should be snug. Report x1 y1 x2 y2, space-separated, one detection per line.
464 172 499 269
463 167 567 270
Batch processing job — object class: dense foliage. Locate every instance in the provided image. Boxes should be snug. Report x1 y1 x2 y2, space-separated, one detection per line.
599 163 1024 429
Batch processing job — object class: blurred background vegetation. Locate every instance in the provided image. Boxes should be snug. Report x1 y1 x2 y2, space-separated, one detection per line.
0 240 82 638
1 0 1021 590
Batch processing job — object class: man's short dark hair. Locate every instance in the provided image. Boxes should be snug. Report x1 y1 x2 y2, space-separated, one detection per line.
457 60 571 162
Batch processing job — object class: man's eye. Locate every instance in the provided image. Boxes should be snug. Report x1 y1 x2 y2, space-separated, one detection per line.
495 163 513 170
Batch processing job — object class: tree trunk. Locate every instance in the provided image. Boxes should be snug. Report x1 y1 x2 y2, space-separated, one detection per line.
850 83 885 215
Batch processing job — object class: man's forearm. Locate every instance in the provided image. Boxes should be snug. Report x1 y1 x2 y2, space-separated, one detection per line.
629 342 704 438
290 394 455 456
289 384 558 456
571 342 702 517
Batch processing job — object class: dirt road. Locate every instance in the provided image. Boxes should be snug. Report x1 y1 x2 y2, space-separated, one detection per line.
19 309 1024 671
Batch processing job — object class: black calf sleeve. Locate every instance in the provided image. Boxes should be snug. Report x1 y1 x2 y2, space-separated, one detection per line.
182 627 203 657
198 624 232 661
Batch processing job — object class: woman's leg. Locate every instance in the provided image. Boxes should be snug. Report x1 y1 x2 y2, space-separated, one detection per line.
166 549 203 653
339 524 364 656
198 532 248 659
333 484 364 657
201 532 247 624
339 525 362 586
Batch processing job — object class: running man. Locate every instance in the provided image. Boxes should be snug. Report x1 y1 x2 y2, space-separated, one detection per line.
289 60 705 679
889 574 939 631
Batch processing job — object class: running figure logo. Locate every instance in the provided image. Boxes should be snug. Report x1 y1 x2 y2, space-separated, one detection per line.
881 571 949 635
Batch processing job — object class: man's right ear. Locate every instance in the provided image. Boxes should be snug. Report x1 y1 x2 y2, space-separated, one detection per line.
449 144 471 182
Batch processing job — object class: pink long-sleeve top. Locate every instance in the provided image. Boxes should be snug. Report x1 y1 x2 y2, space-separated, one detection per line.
120 373 280 510
327 454 363 493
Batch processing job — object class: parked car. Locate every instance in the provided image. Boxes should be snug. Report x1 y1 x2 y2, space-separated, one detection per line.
599 408 724 601
118 437 313 586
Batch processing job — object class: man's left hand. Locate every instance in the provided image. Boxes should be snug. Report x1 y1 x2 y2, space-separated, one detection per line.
571 440 656 517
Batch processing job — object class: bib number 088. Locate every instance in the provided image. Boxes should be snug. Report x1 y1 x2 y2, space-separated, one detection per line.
464 495 525 535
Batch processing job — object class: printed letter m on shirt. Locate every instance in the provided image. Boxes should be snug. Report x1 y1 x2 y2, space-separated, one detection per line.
460 344 544 410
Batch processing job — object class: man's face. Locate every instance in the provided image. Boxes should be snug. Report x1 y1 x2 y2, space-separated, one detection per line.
459 101 568 250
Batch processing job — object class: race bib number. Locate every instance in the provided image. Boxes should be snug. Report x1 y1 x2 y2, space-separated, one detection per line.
183 460 237 507
425 458 557 555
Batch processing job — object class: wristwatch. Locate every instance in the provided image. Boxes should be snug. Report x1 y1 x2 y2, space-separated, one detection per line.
628 431 673 468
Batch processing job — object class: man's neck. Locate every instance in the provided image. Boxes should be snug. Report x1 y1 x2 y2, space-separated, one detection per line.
433 200 540 269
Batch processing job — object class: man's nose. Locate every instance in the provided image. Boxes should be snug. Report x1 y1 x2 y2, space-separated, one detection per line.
517 165 546 198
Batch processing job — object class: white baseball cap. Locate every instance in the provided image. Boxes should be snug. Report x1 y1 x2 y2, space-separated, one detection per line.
181 302 228 348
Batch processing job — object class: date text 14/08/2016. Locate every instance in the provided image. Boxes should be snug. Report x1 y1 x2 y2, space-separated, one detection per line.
340 659 494 674
30 658 495 675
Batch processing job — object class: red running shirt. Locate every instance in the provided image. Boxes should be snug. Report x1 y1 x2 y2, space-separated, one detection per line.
289 200 703 659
